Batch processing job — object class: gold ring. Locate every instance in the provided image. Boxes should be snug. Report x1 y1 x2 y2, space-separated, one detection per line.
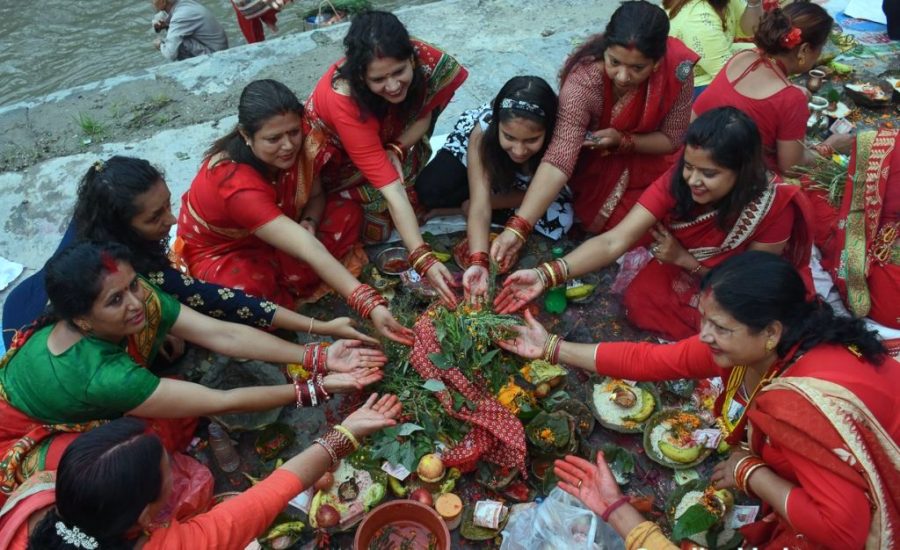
577 479 583 489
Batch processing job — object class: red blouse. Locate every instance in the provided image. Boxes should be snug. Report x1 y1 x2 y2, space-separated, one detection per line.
188 159 289 232
693 55 808 171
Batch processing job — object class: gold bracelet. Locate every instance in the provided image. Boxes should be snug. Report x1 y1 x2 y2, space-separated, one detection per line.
308 317 315 336
506 227 526 243
333 424 360 450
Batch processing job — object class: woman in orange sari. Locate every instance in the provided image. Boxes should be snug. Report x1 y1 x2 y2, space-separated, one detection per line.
495 107 813 341
500 252 898 549
177 79 414 345
303 11 468 306
490 0 698 267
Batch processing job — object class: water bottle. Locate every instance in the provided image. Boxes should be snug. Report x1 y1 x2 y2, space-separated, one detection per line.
208 422 240 473
543 246 568 314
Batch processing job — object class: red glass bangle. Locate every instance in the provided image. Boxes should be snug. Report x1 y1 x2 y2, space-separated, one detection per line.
468 251 490 269
601 496 630 522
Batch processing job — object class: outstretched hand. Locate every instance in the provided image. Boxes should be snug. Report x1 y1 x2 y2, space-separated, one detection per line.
342 393 402 439
321 317 379 345
426 261 460 309
493 269 545 313
496 308 548 360
371 306 416 346
554 453 625 518
326 339 387 373
463 265 490 307
322 368 383 394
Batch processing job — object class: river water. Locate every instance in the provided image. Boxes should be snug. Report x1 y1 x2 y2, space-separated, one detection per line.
0 0 427 108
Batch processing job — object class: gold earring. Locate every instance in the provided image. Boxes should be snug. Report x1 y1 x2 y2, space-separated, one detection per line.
765 340 776 352
797 55 806 66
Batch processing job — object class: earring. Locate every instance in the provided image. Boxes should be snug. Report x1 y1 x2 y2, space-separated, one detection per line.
765 340 776 352
77 322 91 333
797 55 806 66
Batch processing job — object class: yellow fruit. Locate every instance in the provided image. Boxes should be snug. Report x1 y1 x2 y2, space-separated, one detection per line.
433 251 452 262
622 389 655 423
565 283 596 300
417 454 446 482
658 440 702 463
716 439 730 454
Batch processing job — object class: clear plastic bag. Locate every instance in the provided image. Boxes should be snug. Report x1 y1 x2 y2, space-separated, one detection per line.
610 248 653 295
500 488 625 550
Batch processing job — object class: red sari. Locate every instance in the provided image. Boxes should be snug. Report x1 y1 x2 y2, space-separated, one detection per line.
303 39 468 242
593 337 900 549
624 173 813 340
176 157 364 309
542 37 698 233
813 128 900 332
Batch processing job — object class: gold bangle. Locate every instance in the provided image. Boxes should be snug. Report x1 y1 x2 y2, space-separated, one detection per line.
333 424 360 450
506 227 526 242
308 317 315 336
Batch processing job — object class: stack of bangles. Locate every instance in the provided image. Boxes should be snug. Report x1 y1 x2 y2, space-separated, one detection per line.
408 244 439 277
314 424 360 467
468 251 490 269
733 454 767 498
504 215 533 243
386 141 407 163
543 334 562 364
534 258 569 288
348 284 388 319
617 132 635 154
293 342 332 407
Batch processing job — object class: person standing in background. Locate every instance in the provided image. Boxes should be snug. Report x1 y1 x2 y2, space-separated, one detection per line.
152 0 228 61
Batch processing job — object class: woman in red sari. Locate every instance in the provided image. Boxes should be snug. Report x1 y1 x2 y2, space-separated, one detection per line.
303 11 468 306
812 128 900 335
692 4 851 174
491 0 698 267
501 252 899 549
177 79 414 345
496 107 813 341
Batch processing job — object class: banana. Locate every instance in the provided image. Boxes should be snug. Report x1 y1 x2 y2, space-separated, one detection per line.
433 251 452 262
565 283 596 300
717 439 730 454
622 389 655 423
658 440 703 464
388 475 407 497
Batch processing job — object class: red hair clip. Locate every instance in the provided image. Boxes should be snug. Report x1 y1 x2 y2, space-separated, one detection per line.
781 27 802 49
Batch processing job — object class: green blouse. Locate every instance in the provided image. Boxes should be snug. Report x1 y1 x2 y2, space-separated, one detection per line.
0 281 181 424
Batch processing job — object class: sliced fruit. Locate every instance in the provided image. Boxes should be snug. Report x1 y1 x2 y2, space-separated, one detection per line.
565 282 596 300
658 440 703 464
622 388 655 422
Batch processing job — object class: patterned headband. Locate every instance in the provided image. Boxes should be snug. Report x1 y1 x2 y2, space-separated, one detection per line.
499 98 545 118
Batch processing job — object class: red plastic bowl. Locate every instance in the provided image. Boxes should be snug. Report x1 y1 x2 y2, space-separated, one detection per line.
353 499 451 550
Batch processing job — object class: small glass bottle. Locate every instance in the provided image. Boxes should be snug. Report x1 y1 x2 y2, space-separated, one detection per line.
208 422 240 473
543 246 568 314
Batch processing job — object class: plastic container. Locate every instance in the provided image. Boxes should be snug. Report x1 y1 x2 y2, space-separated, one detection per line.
208 422 240 473
435 493 463 530
543 246 568 314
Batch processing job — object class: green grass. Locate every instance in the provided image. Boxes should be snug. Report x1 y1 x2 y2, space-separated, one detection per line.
74 113 106 139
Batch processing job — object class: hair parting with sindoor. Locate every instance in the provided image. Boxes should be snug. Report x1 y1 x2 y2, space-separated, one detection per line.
560 0 670 83
207 79 304 177
702 251 887 364
480 76 558 190
28 418 165 550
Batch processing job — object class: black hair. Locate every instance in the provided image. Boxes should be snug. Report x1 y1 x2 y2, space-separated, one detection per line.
73 157 169 273
28 418 164 550
336 10 425 120
702 251 887 363
480 76 558 191
560 1 669 83
207 79 303 176
670 107 768 230
44 241 134 323
755 2 832 55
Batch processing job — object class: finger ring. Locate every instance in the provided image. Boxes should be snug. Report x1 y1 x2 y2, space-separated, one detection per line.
577 479 583 489
650 245 659 255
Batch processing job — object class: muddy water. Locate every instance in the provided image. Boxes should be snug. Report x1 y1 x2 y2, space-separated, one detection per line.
0 0 431 107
